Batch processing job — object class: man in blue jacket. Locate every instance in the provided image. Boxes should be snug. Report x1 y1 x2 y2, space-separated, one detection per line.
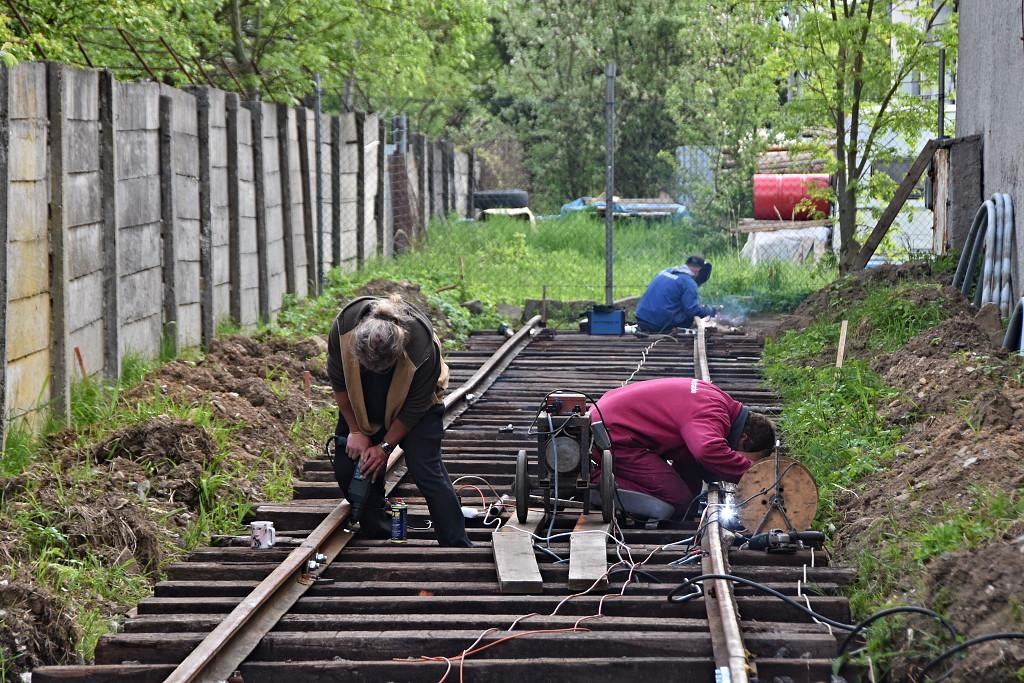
635 256 716 333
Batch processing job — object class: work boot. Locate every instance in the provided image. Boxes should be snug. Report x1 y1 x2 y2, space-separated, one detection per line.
354 506 393 540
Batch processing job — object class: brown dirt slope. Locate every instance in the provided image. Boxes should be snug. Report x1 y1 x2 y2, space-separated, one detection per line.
778 262 1024 680
0 334 332 680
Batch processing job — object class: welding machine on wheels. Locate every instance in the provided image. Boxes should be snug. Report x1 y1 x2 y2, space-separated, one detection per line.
514 391 615 524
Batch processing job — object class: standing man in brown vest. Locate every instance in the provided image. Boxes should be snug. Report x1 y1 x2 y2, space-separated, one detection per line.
326 294 471 546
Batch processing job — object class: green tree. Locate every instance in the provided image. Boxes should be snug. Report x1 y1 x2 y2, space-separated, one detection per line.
774 0 954 271
0 0 492 130
493 0 689 211
665 2 784 229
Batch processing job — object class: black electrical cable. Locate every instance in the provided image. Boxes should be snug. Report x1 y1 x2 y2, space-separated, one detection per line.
667 572 858 632
919 632 1024 682
836 606 959 658
608 568 663 584
534 543 566 563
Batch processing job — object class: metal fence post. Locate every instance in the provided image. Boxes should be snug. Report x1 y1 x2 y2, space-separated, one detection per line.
604 62 616 306
314 74 324 293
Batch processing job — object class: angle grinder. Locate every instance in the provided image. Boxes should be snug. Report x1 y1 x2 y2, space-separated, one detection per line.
328 435 371 527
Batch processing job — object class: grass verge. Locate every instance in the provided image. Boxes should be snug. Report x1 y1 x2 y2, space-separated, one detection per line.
764 271 1024 676
274 213 835 343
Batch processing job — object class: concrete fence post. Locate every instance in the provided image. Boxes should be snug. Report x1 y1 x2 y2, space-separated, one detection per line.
244 101 270 324
414 133 428 236
330 115 341 268
355 111 366 268
46 63 71 420
99 69 120 378
296 107 317 294
226 93 242 323
276 103 296 295
468 149 476 217
376 116 386 256
0 67 8 442
158 94 178 357
195 87 214 350
427 138 436 223
441 141 450 216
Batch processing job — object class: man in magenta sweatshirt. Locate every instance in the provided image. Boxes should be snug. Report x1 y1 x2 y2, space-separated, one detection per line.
591 377 776 517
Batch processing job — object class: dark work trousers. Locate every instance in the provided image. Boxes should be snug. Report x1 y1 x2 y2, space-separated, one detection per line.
333 404 471 547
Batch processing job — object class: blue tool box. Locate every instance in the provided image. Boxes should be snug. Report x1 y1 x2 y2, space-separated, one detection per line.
584 306 626 335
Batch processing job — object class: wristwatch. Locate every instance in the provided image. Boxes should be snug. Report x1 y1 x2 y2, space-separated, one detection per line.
379 441 395 455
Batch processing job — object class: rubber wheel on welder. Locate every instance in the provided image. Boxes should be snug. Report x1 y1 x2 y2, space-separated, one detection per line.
600 449 615 523
473 189 529 211
515 448 530 523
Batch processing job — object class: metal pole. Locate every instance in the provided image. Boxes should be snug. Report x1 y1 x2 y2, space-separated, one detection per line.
314 73 324 293
937 48 946 140
604 63 616 306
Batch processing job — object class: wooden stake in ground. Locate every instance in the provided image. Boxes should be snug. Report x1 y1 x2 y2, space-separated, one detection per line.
835 320 849 368
303 370 312 403
74 346 88 380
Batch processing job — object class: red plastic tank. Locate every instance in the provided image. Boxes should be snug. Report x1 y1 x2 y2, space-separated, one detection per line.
753 174 831 220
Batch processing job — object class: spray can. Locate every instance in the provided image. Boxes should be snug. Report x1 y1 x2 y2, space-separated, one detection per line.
389 498 408 543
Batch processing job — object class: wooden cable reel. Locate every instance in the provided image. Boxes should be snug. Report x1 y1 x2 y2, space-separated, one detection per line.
734 455 818 533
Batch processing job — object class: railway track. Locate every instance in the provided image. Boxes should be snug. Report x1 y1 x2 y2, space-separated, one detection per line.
35 321 854 683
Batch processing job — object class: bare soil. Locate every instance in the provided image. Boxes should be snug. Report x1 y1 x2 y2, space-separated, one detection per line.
0 333 332 679
0 580 78 673
787 260 952 327
779 262 1024 680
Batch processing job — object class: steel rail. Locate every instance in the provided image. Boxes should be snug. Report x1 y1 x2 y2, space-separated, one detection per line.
695 317 752 683
163 316 543 683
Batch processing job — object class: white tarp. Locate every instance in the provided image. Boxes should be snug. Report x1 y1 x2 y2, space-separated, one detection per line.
740 226 832 265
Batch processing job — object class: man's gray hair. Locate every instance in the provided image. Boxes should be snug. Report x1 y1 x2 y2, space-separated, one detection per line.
352 294 412 373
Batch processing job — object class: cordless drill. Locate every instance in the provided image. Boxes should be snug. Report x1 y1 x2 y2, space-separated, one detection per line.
333 435 370 525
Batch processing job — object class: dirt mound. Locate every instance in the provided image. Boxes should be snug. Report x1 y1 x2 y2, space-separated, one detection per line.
922 539 1024 680
354 279 453 340
872 312 1011 421
836 394 1024 548
92 417 217 511
95 417 215 467
0 580 78 673
785 260 954 329
127 333 329 465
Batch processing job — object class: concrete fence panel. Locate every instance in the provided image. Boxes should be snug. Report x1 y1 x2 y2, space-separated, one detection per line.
319 113 334 278
0 61 471 443
261 102 286 319
5 63 50 425
228 95 259 328
114 80 162 363
338 112 358 272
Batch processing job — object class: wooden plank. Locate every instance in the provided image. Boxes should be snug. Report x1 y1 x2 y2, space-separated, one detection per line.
96 629 838 664
835 319 848 368
492 508 544 594
932 146 950 255
734 218 832 234
853 138 938 269
568 514 609 589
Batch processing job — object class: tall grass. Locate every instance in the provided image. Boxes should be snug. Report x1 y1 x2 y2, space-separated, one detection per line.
367 214 834 307
275 213 835 341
